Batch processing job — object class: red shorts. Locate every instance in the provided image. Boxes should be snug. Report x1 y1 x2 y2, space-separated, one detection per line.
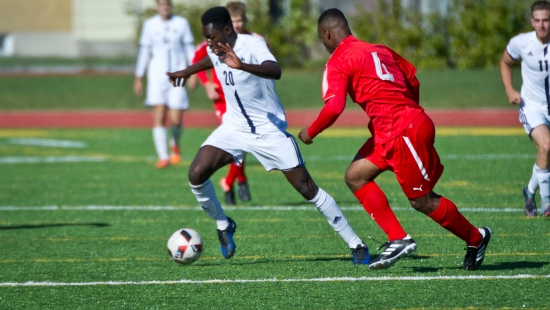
358 112 444 199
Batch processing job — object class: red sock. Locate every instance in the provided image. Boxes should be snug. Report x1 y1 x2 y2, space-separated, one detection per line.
225 162 242 187
428 197 482 247
354 182 407 241
235 158 246 183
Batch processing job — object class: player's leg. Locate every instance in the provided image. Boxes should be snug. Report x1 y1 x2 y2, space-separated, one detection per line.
223 157 250 202
249 131 369 264
282 166 370 265
189 145 237 259
523 164 539 216
167 86 189 165
345 153 414 270
530 124 550 216
397 112 489 270
167 108 184 165
190 125 247 259
152 104 170 168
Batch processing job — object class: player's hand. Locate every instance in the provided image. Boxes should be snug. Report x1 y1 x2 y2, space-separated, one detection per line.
166 71 188 87
133 77 143 96
298 127 313 145
217 43 243 69
204 82 220 101
506 89 521 105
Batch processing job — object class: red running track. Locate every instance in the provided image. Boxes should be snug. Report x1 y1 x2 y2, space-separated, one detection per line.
0 109 518 128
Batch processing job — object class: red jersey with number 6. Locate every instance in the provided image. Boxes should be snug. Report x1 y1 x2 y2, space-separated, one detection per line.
323 35 423 144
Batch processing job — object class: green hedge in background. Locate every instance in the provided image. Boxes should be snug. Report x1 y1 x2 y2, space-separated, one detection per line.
129 0 531 70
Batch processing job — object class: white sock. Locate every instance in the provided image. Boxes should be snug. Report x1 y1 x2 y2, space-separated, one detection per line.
152 127 168 160
190 180 229 230
535 164 550 201
170 124 183 148
527 164 539 197
309 187 363 249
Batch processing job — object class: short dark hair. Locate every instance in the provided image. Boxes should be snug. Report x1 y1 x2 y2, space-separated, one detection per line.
532 0 550 14
201 6 232 30
318 8 348 26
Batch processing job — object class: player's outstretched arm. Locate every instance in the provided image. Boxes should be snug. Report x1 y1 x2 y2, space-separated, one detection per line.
217 43 281 80
298 95 347 145
499 50 521 105
166 56 214 87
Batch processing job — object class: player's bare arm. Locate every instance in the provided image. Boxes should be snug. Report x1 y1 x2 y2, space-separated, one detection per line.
166 56 214 87
499 50 521 105
217 42 281 80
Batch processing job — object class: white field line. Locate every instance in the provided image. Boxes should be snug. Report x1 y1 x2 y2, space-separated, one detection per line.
7 138 87 148
1 274 548 287
0 153 535 164
0 205 523 212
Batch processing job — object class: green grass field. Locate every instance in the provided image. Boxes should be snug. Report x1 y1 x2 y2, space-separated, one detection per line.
1 127 549 309
0 67 522 111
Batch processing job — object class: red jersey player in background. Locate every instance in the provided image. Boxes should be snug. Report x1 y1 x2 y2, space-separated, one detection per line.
298 8 492 271
188 1 263 205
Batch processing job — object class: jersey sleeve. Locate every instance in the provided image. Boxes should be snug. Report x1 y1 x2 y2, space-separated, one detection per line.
181 18 195 66
506 35 522 61
251 38 277 64
322 58 349 102
135 22 151 77
307 95 346 139
192 43 210 84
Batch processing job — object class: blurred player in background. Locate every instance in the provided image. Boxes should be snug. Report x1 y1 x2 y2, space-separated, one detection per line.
187 1 261 204
133 0 195 169
166 6 370 265
299 9 491 271
500 0 550 217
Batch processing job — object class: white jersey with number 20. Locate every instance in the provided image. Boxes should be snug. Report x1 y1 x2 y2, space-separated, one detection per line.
207 34 287 134
507 31 550 110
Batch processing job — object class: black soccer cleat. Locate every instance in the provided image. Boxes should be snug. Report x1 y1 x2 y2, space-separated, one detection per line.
351 244 370 265
523 186 537 217
463 227 491 271
237 181 251 202
368 237 417 270
224 188 236 205
217 217 237 259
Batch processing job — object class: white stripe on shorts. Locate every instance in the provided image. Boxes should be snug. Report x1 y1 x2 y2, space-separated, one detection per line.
403 136 430 181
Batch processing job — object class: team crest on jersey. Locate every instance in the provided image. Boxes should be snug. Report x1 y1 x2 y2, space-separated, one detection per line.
240 57 245 62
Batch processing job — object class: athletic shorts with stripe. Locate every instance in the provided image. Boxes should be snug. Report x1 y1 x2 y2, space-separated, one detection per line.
358 112 444 199
518 99 550 135
202 123 304 172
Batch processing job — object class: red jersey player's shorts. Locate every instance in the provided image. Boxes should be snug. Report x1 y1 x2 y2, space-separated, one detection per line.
358 111 444 199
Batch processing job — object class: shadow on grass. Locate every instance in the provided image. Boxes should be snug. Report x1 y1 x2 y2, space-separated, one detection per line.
477 261 549 271
0 223 110 230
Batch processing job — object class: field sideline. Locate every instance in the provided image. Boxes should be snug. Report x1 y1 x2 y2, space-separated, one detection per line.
0 108 519 128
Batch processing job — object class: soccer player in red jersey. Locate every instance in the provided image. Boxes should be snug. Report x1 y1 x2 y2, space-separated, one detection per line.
298 8 492 270
188 2 261 205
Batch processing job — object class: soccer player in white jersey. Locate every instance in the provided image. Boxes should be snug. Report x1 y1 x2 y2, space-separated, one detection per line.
501 0 550 217
133 0 195 169
166 6 370 264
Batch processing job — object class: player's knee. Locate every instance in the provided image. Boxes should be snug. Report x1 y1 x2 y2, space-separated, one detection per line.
188 163 209 185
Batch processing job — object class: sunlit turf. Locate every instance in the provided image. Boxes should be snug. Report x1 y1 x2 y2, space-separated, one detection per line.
0 128 549 309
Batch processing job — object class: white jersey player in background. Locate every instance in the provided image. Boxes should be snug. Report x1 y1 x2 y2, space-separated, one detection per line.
500 0 550 216
133 0 195 169
166 6 371 264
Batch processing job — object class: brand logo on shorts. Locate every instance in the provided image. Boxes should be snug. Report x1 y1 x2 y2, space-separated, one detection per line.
413 185 423 192
528 51 533 56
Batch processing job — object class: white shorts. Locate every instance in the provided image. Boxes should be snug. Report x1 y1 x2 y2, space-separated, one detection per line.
519 100 550 135
202 123 305 171
145 80 189 110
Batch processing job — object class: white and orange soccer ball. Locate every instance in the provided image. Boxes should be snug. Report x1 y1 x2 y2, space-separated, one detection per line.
167 228 203 264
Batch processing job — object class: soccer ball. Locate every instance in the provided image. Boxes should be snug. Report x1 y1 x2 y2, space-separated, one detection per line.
167 228 203 264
